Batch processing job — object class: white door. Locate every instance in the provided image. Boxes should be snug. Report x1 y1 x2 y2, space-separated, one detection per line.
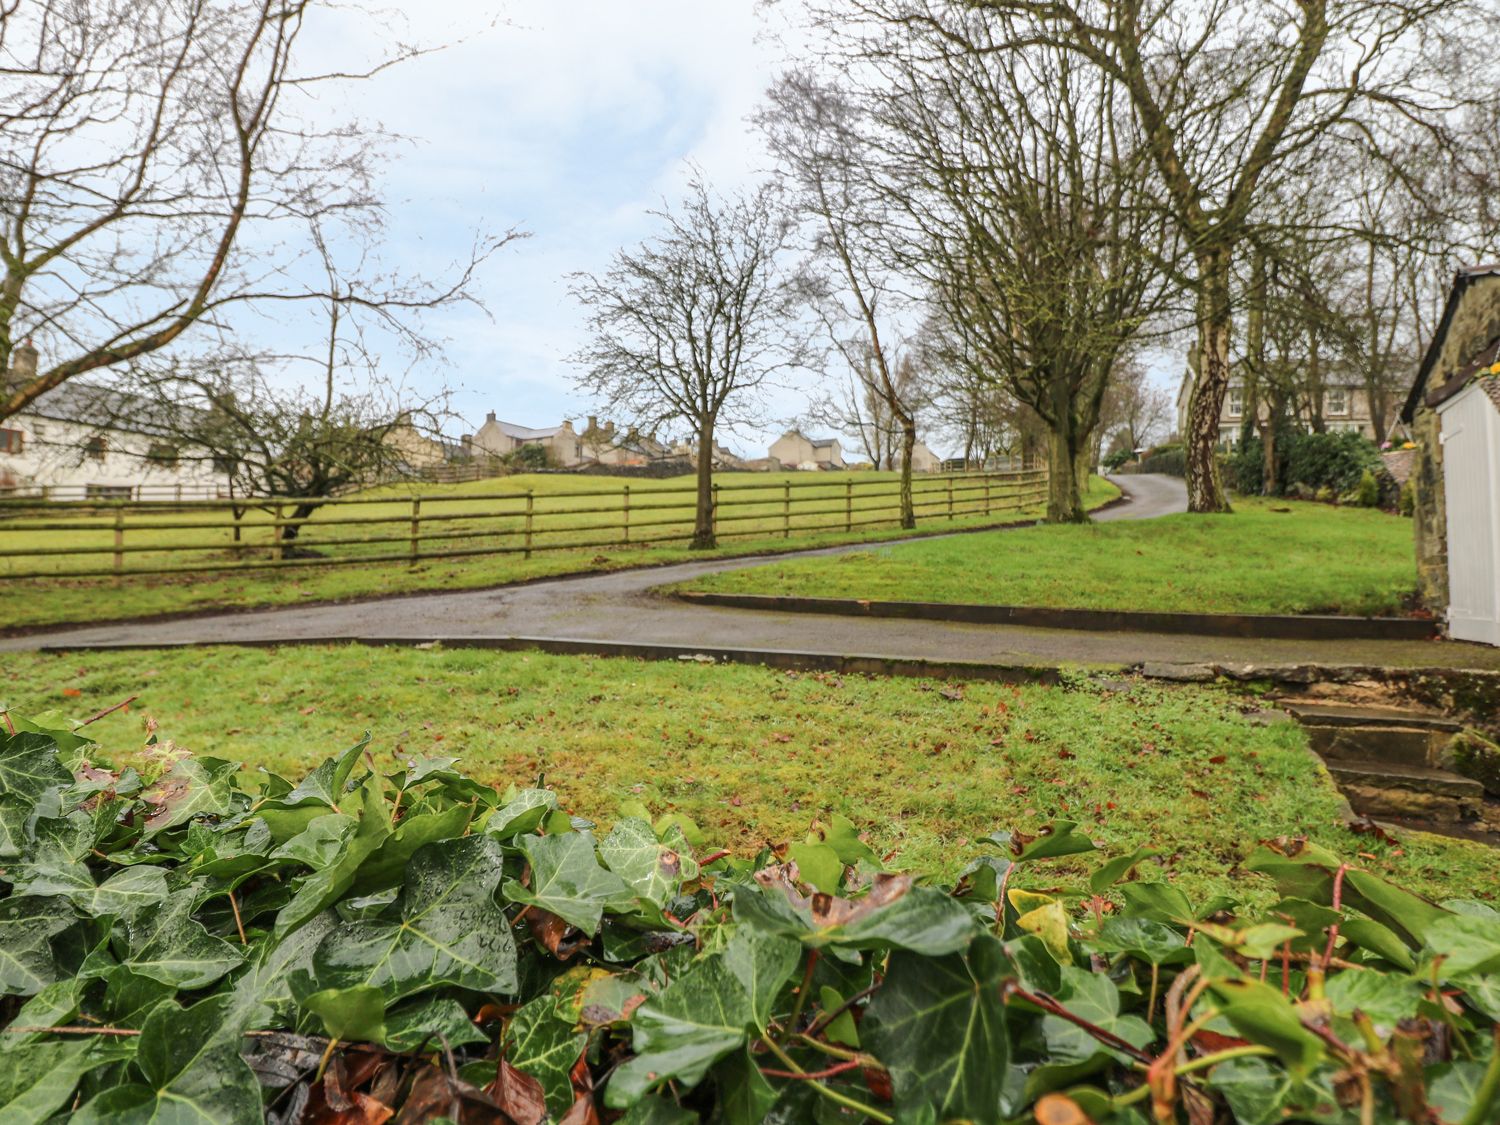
1441 386 1500 646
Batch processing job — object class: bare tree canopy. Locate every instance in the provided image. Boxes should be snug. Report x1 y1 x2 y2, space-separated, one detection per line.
571 176 796 549
0 0 474 421
760 72 927 526
948 0 1500 512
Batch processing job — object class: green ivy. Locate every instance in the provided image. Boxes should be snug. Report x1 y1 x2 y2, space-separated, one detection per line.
0 714 1497 1123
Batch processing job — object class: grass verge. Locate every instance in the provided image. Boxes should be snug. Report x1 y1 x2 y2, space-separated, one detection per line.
679 496 1418 617
0 474 1118 631
3 643 1492 904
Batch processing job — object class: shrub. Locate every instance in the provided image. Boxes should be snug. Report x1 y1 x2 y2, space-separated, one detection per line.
503 442 552 471
1284 430 1383 497
1 714 1497 1124
1129 442 1185 477
1352 468 1381 507
1103 447 1134 472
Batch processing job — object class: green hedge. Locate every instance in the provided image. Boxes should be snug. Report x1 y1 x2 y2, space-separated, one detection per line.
0 715 1496 1123
1231 430 1387 503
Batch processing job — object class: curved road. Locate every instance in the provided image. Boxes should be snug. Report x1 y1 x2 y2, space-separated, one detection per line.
7 475 1498 671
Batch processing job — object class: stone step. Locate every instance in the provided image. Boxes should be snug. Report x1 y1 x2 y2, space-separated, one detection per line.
1281 700 1462 732
1307 724 1444 770
1326 759 1486 799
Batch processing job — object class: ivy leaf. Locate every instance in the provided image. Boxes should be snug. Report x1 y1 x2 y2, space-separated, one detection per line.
863 932 1011 1125
620 1095 699 1124
736 869 977 955
598 817 699 907
485 788 558 839
606 952 755 1108
1207 977 1327 1077
71 995 262 1125
269 812 355 869
721 928 800 1033
1087 846 1160 893
227 911 338 1029
1027 968 1153 1097
505 832 636 935
786 842 842 894
1424 914 1500 977
508 993 587 1118
0 896 76 997
124 892 245 989
272 773 391 940
299 983 386 1043
0 732 72 804
0 1039 131 1124
312 834 518 1002
1207 1056 1344 1125
987 820 1097 863
711 1047 776 1125
1090 916 1192 966
77 865 170 921
9 812 96 898
1427 1060 1492 1124
0 795 32 859
382 997 489 1053
349 803 475 895
140 757 241 836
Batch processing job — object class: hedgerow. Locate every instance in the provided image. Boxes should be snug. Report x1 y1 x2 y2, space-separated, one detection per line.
0 713 1497 1123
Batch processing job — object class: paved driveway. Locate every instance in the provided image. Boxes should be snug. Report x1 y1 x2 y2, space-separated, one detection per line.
10 473 1498 672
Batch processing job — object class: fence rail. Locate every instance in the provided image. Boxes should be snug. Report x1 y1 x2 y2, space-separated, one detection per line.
0 469 1048 583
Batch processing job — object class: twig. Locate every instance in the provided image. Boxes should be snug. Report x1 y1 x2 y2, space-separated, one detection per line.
804 982 880 1039
759 1036 893 1124
697 849 732 866
3 1026 141 1037
1318 863 1350 974
1003 982 1154 1063
229 890 247 945
79 696 137 727
1 708 14 736
760 1059 862 1081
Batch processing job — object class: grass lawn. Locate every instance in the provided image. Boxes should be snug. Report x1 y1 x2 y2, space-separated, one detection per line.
680 496 1418 617
0 473 1116 631
3 643 1492 906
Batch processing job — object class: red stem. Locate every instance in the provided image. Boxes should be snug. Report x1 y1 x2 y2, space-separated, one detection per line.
760 1060 862 1081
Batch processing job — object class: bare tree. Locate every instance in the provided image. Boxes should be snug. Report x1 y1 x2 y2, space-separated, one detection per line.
1097 354 1169 459
954 0 1500 512
846 8 1171 521
571 177 795 549
0 0 442 421
760 72 925 526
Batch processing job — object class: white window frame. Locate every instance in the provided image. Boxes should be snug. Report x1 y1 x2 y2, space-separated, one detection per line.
1226 387 1244 419
1325 387 1349 417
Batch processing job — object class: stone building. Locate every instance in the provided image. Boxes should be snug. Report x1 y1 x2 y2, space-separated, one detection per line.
1174 364 1387 447
466 413 583 466
769 430 845 470
1400 264 1500 639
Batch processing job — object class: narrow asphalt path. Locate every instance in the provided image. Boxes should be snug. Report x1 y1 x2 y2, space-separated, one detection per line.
8 474 1499 671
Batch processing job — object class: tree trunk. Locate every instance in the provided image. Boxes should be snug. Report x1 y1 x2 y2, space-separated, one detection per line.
1184 253 1233 513
1045 382 1088 523
279 501 321 559
691 419 716 549
898 421 917 529
1261 384 1286 496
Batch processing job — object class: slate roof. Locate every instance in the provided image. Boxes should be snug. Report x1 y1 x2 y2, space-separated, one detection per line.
492 420 563 441
15 380 188 439
1401 264 1500 422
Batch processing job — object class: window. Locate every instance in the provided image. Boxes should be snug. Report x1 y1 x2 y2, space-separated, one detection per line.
84 435 107 462
1226 387 1244 419
146 443 179 469
0 427 22 454
1325 387 1349 417
85 484 132 501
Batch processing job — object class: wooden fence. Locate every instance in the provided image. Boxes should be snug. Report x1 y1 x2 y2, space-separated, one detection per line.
0 469 1048 583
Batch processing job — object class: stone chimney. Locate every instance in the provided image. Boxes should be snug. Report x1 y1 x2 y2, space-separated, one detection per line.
604 420 615 434
485 411 496 423
560 419 574 432
6 338 37 391
586 414 598 432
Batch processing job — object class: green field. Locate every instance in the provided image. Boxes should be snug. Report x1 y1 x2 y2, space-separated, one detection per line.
0 471 1114 630
681 497 1419 617
3 644 1491 904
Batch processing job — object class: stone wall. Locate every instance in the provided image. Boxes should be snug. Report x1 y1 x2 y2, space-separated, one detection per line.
1410 405 1448 611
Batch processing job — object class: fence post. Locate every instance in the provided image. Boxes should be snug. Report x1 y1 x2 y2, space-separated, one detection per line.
524 490 534 559
712 484 721 539
622 485 631 545
274 502 285 554
409 497 421 568
112 509 124 585
845 480 853 532
782 481 791 538
947 475 955 520
984 474 992 516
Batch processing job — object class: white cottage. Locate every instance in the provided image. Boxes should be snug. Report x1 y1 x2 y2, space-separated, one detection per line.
0 344 233 501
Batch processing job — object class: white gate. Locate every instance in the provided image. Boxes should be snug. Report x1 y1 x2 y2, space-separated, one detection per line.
1439 383 1500 646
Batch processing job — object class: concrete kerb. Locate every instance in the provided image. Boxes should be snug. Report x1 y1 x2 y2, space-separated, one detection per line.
672 592 1441 642
28 632 1500 699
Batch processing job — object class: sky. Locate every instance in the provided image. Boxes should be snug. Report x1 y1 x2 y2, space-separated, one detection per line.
294 0 807 457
